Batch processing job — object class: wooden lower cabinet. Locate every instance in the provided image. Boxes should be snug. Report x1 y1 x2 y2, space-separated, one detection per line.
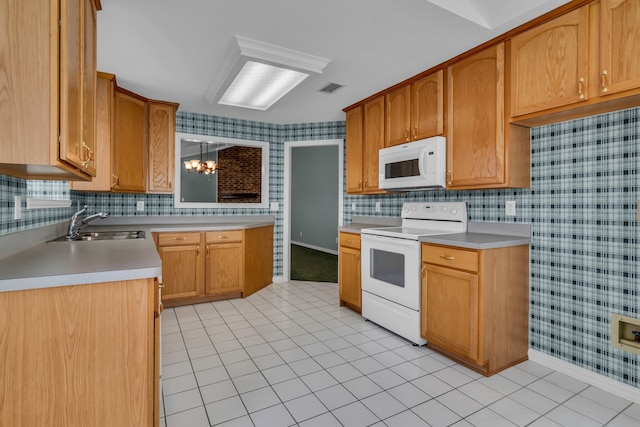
154 226 273 306
0 278 160 427
421 243 529 376
338 232 361 312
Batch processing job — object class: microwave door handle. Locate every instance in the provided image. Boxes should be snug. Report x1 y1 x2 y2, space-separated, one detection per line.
418 148 428 178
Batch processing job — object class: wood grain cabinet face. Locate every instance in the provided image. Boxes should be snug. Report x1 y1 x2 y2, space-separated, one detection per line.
112 89 148 192
510 7 590 117
385 70 444 147
156 232 204 300
599 0 640 96
447 43 530 190
421 243 530 376
0 0 99 180
338 232 361 311
0 279 157 426
345 97 387 194
148 101 178 193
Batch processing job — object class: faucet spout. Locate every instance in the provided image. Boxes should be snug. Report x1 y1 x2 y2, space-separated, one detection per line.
66 206 109 240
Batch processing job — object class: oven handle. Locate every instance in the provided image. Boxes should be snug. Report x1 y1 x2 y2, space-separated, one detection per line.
361 234 418 247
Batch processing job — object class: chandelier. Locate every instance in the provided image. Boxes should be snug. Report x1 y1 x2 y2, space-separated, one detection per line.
184 142 218 174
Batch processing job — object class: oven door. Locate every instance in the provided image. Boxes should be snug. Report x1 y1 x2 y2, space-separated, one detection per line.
361 233 421 311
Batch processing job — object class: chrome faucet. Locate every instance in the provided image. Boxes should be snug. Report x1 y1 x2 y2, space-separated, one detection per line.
66 205 109 240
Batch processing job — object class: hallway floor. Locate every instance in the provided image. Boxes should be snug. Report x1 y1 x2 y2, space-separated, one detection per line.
159 281 640 427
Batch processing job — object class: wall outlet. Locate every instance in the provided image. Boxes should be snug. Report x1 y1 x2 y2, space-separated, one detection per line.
136 201 144 211
299 232 302 237
505 200 516 216
351 202 356 212
375 202 381 212
270 202 279 211
14 195 22 220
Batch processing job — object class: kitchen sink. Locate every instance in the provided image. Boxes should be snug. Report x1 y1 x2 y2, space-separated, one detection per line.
49 230 145 242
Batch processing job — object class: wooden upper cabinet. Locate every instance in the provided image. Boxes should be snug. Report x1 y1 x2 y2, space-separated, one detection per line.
510 7 589 117
599 0 640 96
0 0 99 180
345 107 364 193
112 88 148 192
363 96 385 192
412 70 444 140
385 85 412 146
448 43 530 189
148 101 178 193
385 70 444 147
71 72 115 192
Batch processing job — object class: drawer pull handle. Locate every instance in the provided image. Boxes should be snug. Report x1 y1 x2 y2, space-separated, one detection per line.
578 77 585 100
158 302 164 314
421 265 426 278
601 70 608 93
346 239 352 243
440 255 455 261
218 235 227 239
173 237 186 240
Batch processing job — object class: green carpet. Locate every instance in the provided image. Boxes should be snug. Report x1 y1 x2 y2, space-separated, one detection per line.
290 244 338 283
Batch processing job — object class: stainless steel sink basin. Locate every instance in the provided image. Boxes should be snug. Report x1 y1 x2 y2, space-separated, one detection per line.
49 230 145 242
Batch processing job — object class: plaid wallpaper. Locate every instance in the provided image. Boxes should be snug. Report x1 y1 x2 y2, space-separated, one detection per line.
0 107 638 389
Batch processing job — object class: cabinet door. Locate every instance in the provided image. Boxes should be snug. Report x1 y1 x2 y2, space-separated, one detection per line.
59 0 89 174
345 107 364 193
205 243 243 294
113 90 148 192
363 96 385 192
148 101 177 193
80 0 97 177
385 85 411 147
339 246 361 310
71 73 115 191
158 245 202 300
412 70 444 139
599 0 640 96
423 264 480 363
447 43 505 188
510 7 589 116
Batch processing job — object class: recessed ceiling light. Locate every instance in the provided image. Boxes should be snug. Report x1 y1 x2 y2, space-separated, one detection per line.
218 61 309 111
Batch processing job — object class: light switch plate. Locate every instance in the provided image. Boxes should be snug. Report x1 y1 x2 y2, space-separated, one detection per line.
505 200 516 216
136 201 145 211
270 202 279 211
375 202 381 212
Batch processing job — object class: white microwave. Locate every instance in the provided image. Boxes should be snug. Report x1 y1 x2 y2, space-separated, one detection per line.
378 136 446 191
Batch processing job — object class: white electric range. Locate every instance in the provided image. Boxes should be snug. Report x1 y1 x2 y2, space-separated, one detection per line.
360 202 467 345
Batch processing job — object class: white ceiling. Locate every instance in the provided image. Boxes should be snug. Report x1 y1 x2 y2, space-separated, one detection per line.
97 0 571 125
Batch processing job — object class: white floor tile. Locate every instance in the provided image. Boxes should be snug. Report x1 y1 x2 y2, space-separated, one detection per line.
284 393 328 422
545 371 589 393
313 351 347 369
342 376 383 399
200 379 238 404
371 350 406 367
163 388 203 415
390 361 429 381
165 405 209 427
272 377 312 402
326 362 363 382
240 386 281 413
298 412 342 427
508 387 558 414
489 397 540 426
527 379 575 403
332 401 379 427
232 371 269 394
219 348 250 365
438 389 484 418
546 405 602 427
361 390 406 419
579 386 632 412
225 359 259 378
262 363 297 385
368 368 406 389
300 370 339 392
314 384 358 410
205 395 248 425
288 357 324 376
433 366 475 388
465 408 518 427
564 394 619 424
411 354 448 373
412 399 462 427
384 409 431 427
387 381 431 408
411 374 454 398
187 344 216 360
162 373 198 396
252 353 286 370
162 360 193 379
191 354 222 371
195 366 229 387
250 403 296 427
623 403 640 421
608 413 640 427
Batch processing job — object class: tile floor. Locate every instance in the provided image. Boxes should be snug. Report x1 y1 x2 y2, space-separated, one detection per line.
159 281 640 427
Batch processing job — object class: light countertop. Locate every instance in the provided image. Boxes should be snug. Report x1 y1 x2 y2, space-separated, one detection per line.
0 216 275 293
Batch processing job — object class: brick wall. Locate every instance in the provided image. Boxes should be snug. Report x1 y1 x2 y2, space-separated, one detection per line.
217 146 262 203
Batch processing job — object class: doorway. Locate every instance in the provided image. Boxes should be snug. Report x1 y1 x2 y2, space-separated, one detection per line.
283 139 344 282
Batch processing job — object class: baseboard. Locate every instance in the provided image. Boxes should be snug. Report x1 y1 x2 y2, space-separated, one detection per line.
528 349 640 404
291 241 338 256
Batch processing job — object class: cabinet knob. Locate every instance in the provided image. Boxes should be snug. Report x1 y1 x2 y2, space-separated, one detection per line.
601 70 608 94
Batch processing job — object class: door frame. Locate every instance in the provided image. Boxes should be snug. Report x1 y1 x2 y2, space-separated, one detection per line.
282 139 344 282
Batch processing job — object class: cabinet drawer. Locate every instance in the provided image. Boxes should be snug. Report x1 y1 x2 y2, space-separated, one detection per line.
157 232 201 246
206 230 243 244
422 244 478 272
339 232 361 249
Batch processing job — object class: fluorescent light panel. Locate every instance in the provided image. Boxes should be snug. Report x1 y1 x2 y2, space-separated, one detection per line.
218 61 309 111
